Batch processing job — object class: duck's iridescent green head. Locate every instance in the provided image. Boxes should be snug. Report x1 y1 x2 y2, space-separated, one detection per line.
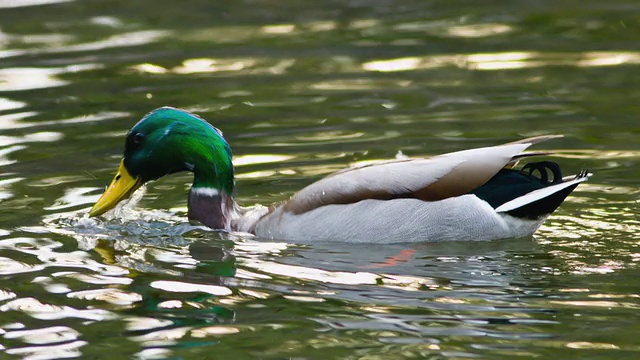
89 107 233 217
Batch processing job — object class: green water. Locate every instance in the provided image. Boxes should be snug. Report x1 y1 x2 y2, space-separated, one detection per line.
1 0 639 358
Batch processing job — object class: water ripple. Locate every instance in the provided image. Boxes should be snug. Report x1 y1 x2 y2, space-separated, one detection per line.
1 297 116 321
0 0 638 358
0 65 100 91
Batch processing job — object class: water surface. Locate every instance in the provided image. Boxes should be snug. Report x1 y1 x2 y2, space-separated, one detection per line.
0 0 639 359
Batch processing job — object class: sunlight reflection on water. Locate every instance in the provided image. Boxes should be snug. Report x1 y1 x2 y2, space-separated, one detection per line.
363 51 640 72
0 111 130 130
0 0 638 358
0 65 99 91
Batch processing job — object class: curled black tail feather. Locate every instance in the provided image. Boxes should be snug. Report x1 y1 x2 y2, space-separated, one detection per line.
471 161 586 220
521 161 563 185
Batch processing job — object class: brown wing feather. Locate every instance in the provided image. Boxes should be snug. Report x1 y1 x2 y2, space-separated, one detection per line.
283 136 560 214
283 158 462 214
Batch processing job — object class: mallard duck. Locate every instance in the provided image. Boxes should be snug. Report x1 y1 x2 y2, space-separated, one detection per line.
89 107 590 243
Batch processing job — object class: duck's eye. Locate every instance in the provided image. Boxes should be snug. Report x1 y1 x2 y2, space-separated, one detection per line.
133 133 145 144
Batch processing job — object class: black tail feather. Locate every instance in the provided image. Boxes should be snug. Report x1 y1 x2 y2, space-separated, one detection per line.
471 161 586 220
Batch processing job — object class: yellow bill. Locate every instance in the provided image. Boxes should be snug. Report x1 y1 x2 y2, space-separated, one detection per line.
89 160 143 217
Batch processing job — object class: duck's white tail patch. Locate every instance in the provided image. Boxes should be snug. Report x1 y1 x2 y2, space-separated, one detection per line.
495 173 591 213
